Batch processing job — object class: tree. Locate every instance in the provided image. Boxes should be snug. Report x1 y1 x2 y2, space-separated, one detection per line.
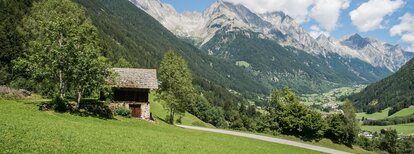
14 0 110 104
264 88 326 140
379 129 398 154
342 100 360 145
325 114 347 143
114 58 132 68
159 50 195 124
0 0 34 85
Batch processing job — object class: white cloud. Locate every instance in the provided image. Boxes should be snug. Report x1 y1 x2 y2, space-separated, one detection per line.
224 0 314 23
349 0 405 32
225 0 350 31
390 13 414 50
309 25 330 39
310 0 351 31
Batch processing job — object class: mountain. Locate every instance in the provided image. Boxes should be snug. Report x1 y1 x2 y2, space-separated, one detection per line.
130 0 394 94
201 26 391 93
74 0 273 107
339 33 409 71
131 0 410 73
404 51 414 60
131 0 324 54
348 58 414 115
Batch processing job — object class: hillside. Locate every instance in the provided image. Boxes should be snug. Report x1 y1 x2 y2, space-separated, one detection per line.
202 28 389 93
74 0 269 104
0 100 322 154
349 58 414 114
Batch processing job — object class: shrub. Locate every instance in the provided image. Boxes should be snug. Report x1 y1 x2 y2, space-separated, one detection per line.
191 121 206 127
114 106 131 117
96 105 113 119
78 99 113 119
176 116 182 124
52 96 68 112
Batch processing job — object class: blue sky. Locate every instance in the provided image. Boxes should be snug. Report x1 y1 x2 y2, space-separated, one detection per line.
160 0 414 51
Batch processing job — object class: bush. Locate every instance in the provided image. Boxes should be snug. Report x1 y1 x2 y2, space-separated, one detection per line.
114 106 131 117
191 121 206 127
53 96 68 112
355 136 377 151
78 99 113 119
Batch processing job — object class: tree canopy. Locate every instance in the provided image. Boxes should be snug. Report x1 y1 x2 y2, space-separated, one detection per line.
14 0 110 104
159 50 196 124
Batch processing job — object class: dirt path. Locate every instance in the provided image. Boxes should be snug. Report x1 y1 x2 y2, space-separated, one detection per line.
177 125 351 154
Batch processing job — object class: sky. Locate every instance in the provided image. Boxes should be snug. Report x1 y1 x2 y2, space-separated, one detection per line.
160 0 414 51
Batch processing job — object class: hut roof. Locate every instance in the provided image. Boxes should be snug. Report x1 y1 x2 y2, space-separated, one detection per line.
111 68 158 89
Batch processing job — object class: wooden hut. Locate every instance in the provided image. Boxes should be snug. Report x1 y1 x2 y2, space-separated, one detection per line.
110 68 158 119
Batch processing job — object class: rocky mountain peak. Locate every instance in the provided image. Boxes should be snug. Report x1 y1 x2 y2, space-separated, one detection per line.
130 0 411 72
340 33 370 50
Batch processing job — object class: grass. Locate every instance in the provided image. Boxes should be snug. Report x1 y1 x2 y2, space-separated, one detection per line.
356 108 390 120
356 106 414 120
235 61 251 68
362 122 414 135
389 106 414 118
0 99 322 154
149 92 214 128
301 101 321 106
274 135 375 154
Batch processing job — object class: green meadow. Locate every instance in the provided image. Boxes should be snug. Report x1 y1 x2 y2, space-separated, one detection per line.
0 99 321 154
362 122 414 135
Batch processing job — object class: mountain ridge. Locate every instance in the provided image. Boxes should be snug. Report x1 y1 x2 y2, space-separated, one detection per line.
132 0 412 72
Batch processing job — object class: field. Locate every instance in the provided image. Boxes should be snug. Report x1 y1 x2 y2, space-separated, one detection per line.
301 85 366 105
356 106 414 120
362 122 414 135
389 106 414 118
357 106 414 135
0 99 323 154
356 108 391 120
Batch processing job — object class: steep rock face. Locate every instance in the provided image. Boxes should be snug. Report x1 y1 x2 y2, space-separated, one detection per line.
130 0 410 72
338 34 408 71
260 11 325 54
201 27 391 93
404 52 414 60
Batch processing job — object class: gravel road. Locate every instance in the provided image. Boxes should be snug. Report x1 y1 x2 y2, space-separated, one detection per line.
177 125 351 154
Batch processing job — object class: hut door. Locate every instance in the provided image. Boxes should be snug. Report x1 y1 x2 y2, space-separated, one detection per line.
130 104 141 118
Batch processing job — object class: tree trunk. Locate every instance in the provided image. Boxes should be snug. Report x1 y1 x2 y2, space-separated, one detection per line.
169 108 174 124
59 70 64 99
76 86 82 110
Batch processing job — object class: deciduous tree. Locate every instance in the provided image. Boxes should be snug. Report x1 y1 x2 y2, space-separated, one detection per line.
159 50 195 124
14 0 110 104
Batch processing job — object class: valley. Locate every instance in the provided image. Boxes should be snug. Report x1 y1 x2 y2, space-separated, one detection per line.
1 0 414 153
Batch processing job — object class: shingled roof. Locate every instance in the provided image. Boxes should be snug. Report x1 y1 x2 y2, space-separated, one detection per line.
111 68 158 89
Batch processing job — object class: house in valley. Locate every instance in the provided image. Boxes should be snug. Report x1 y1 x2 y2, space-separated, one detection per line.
109 68 158 119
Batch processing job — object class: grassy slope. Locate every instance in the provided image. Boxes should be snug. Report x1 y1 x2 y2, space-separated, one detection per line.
389 106 414 118
356 106 414 120
149 92 214 128
357 106 414 135
356 108 390 120
362 123 414 135
274 135 374 154
149 92 372 154
0 100 321 153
